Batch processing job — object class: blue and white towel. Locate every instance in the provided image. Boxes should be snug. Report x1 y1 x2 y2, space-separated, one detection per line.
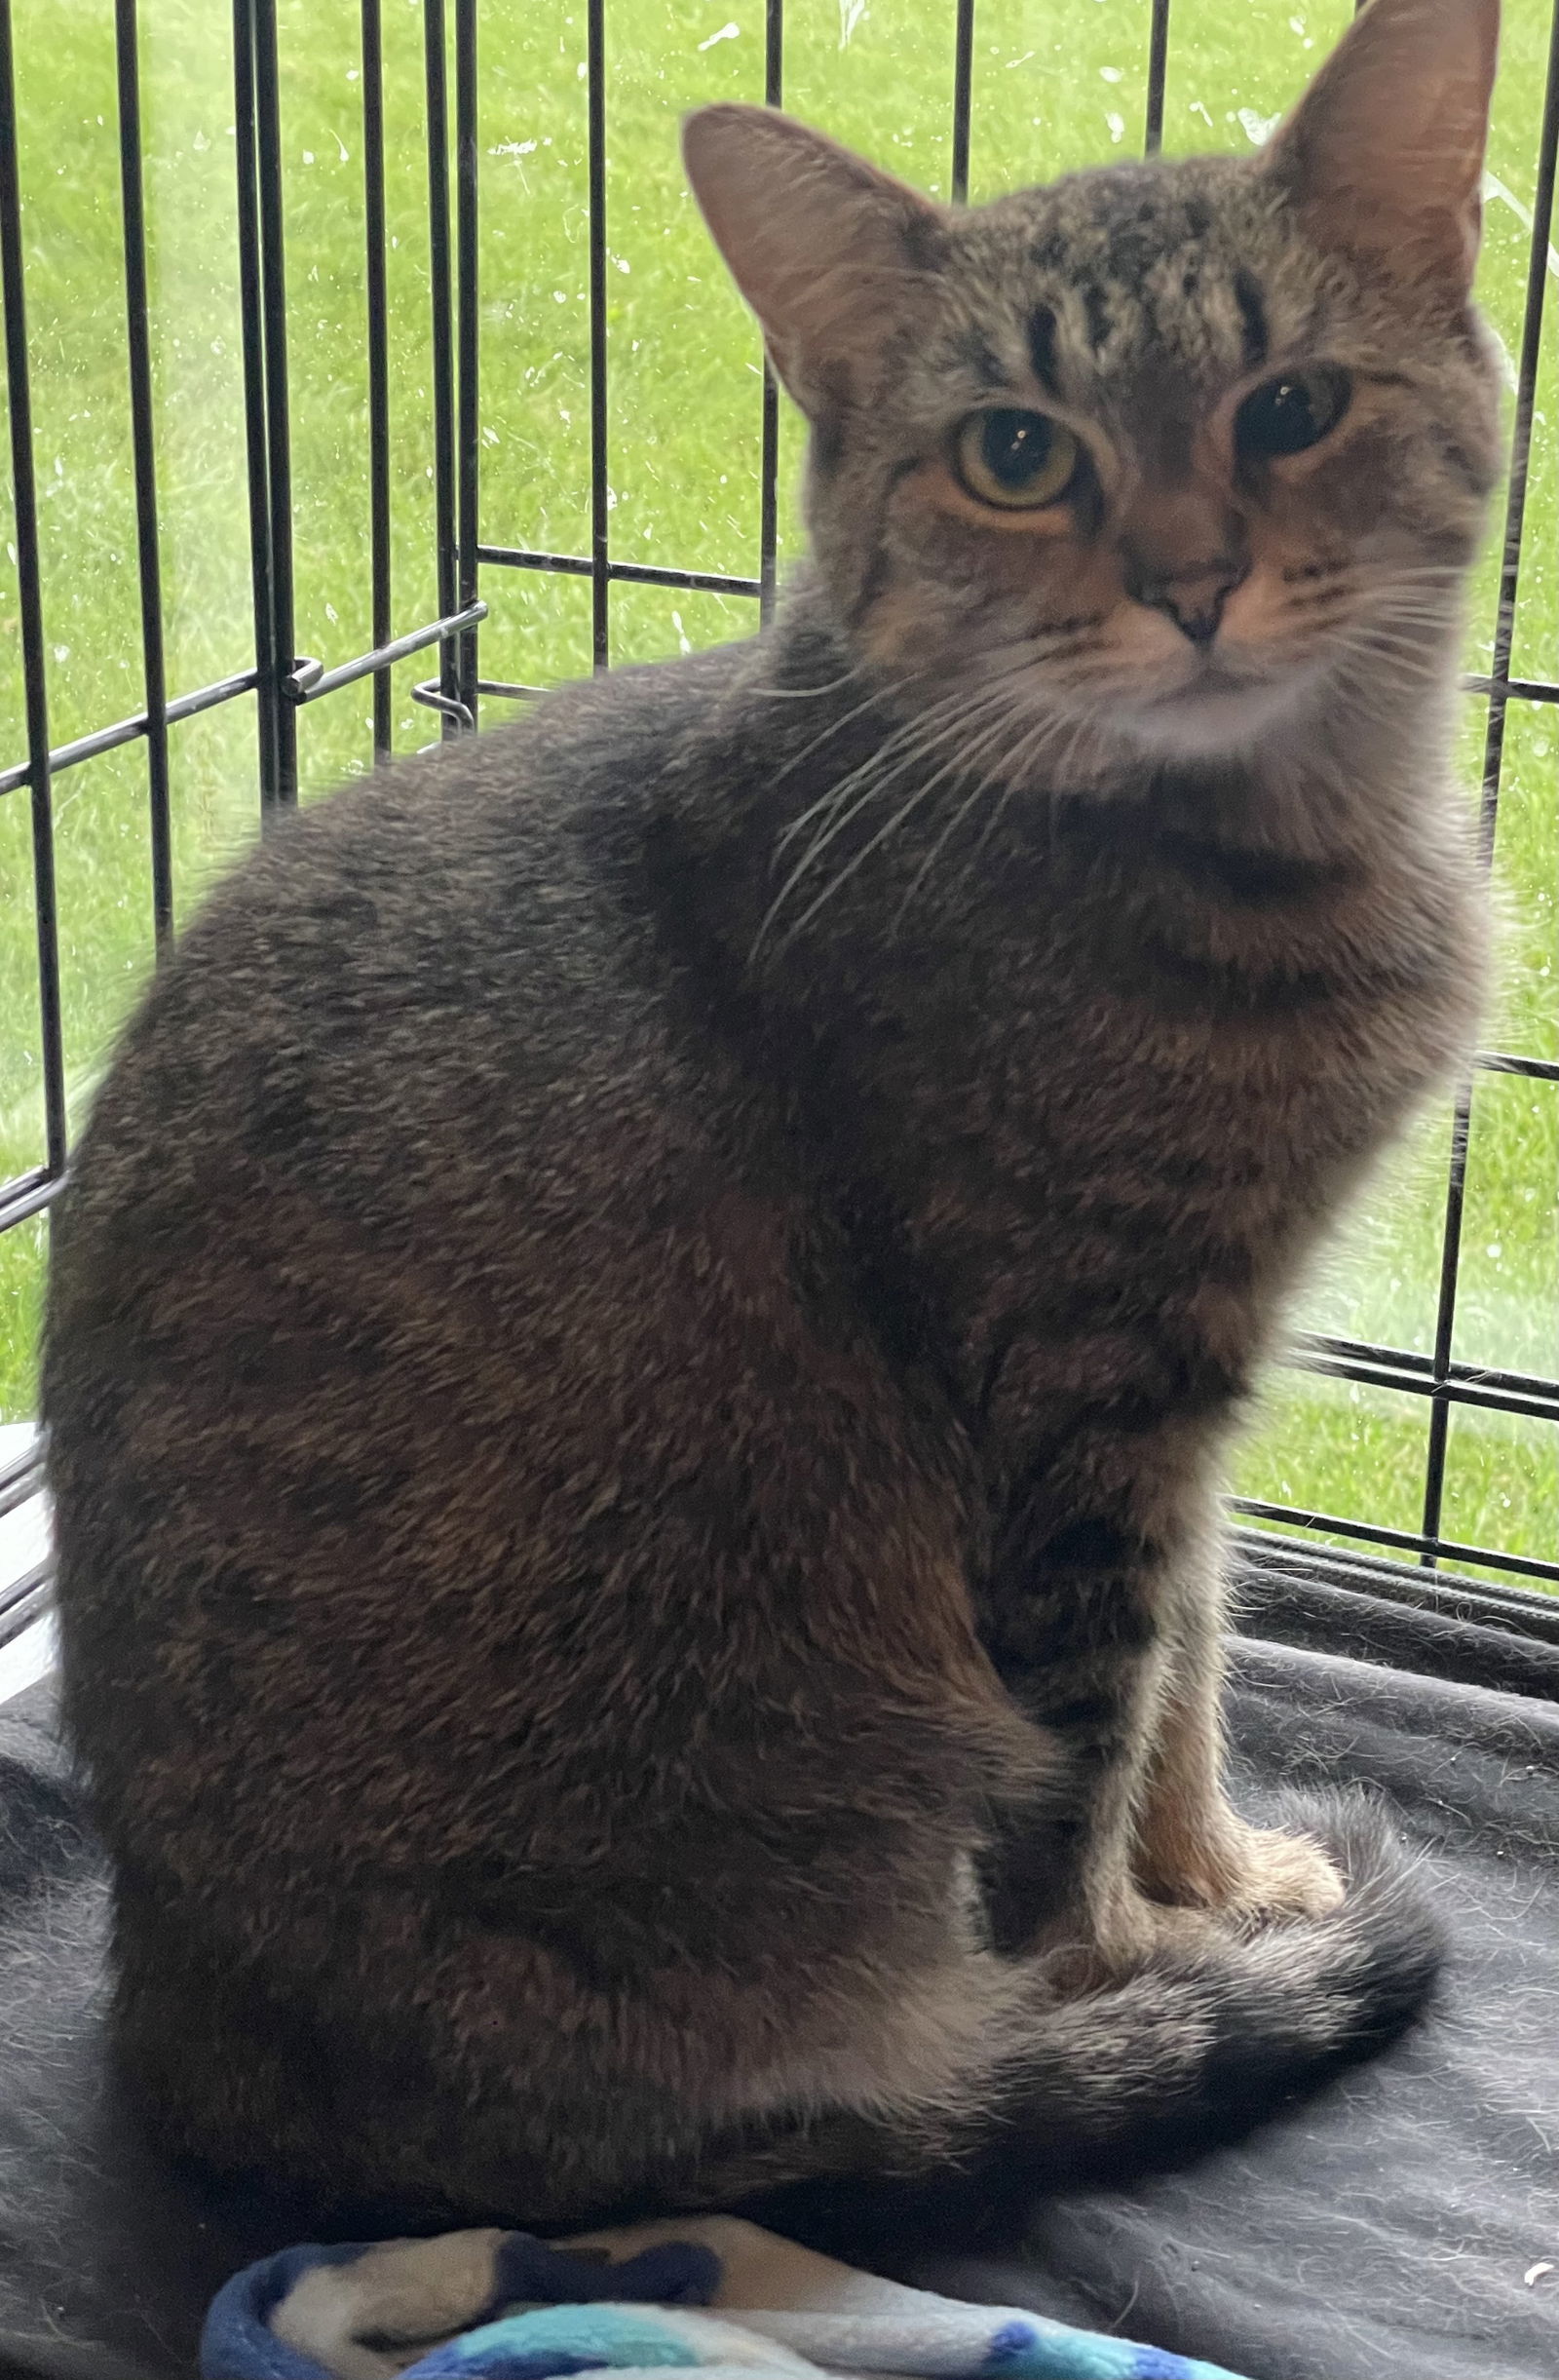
201 2212 1249 2380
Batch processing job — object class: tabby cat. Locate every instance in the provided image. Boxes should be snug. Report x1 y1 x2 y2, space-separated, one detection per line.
46 0 1499 2227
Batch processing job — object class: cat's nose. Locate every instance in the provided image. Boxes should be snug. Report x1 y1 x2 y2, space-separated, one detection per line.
1127 557 1249 647
1121 484 1251 647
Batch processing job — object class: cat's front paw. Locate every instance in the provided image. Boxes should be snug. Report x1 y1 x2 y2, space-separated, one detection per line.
1138 1815 1345 1931
1214 1821 1347 1927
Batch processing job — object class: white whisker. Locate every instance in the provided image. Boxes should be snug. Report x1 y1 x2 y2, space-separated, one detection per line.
763 685 1016 936
888 712 1036 931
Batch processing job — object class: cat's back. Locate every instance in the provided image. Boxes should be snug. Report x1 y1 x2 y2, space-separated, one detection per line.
63 639 747 1220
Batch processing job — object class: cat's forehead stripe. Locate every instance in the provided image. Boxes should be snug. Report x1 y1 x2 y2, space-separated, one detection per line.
1232 270 1270 372
1027 305 1060 396
935 159 1310 403
938 230 1284 424
966 272 1264 406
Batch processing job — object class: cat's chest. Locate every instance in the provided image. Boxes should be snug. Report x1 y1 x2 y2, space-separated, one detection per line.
895 949 1423 1198
864 868 1471 1368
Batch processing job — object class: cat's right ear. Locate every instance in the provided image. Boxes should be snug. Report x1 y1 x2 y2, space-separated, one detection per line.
682 104 946 414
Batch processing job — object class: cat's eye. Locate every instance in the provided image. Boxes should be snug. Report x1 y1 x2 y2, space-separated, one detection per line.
1234 366 1352 460
953 408 1081 511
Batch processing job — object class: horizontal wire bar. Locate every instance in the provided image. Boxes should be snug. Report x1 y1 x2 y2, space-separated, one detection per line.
0 1563 52 1649
0 1441 42 1521
411 676 475 731
467 558 1559 698
0 669 260 800
1288 1342 1558 1425
1464 672 1559 705
1300 1331 1559 1404
476 544 763 599
286 602 487 704
1231 1523 1559 1634
1478 1049 1559 1083
3 642 1550 811
0 1167 61 1234
0 1427 37 1477
1233 1497 1559 1587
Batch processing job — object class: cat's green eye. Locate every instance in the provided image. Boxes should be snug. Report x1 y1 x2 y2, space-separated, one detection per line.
1234 366 1352 461
954 408 1081 511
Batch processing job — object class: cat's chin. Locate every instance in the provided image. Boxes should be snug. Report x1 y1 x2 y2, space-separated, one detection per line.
1112 660 1318 765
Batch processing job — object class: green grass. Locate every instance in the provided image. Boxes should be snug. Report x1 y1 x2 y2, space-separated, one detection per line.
0 0 1553 1584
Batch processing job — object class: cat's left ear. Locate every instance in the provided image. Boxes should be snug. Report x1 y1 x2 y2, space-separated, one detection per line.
682 104 946 414
1265 0 1500 294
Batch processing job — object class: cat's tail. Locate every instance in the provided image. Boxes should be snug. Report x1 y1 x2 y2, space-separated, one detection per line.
993 1789 1442 2178
703 1792 1440 2234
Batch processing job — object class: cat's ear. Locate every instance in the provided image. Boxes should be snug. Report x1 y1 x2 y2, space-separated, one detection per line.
1265 0 1499 293
682 104 945 412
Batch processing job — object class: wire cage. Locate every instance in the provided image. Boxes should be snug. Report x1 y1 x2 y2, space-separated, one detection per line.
0 0 1554 1645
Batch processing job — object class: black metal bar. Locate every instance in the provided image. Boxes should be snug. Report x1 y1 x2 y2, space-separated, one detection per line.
361 0 392 764
951 0 974 204
1290 1344 1558 1428
232 0 277 806
587 0 609 670
758 0 782 623
455 0 479 719
285 603 486 704
1301 1333 1559 1409
411 677 475 732
0 1168 57 1233
0 1563 51 1652
0 606 1535 791
1478 1050 1559 1083
252 0 297 807
1234 1526 1559 1640
1420 0 1559 1561
0 0 66 1182
114 0 172 953
0 1440 41 1524
476 543 763 598
1233 1499 1559 1589
1464 672 1559 704
456 587 1559 660
1422 1086 1469 1560
0 671 259 802
1144 0 1171 156
757 361 780 625
423 0 460 734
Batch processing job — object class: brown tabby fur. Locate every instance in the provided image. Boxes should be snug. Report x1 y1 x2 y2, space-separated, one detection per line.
45 0 1498 2228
